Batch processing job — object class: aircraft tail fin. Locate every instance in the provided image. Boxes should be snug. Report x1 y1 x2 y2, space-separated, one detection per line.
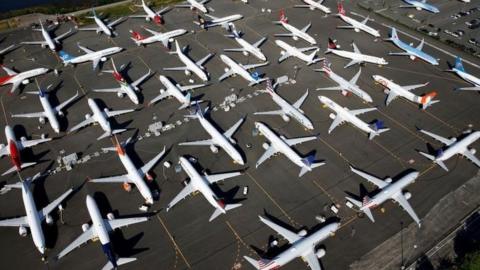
178 93 192 110
419 91 439 109
418 151 449 171
130 30 145 42
454 56 465 72
209 201 241 222
337 2 346 15
58 50 74 62
387 27 399 41
326 38 337 53
369 120 389 140
279 9 288 23
102 258 137 270
225 23 241 38
299 154 325 177
307 49 321 64
347 196 375 222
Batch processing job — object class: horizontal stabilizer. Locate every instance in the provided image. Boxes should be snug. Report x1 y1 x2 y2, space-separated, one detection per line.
102 257 137 270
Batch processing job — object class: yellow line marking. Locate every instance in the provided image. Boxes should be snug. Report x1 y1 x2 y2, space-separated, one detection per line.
156 214 192 269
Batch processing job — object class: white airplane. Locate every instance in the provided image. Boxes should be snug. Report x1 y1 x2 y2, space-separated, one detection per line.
294 0 331 14
0 174 72 260
400 0 440 13
58 44 123 70
224 24 267 61
336 3 380 38
346 166 421 227
254 79 314 130
164 40 213 82
372 75 438 109
315 60 373 103
92 59 152 105
384 28 439 66
0 125 51 176
129 27 187 47
0 66 49 94
130 0 171 24
176 0 209 13
446 57 480 91
12 86 78 133
21 20 72 51
166 156 242 222
326 39 388 68
318 96 389 140
78 9 125 37
148 75 206 110
254 122 324 177
69 98 135 140
244 216 339 270
274 11 316 45
90 138 165 206
417 129 480 171
218 54 269 86
195 14 243 30
56 195 148 269
275 40 322 66
180 106 245 165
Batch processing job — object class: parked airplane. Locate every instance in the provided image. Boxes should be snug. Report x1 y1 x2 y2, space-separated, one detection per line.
149 75 206 110
446 57 480 91
0 125 51 175
180 106 245 165
417 129 480 171
166 156 242 221
0 65 49 94
78 8 125 37
318 96 389 139
384 28 439 65
0 174 73 260
274 10 316 45
21 20 72 51
176 0 209 13
254 122 324 177
225 24 267 61
56 195 148 269
255 79 314 130
315 60 373 103
372 75 438 109
346 166 421 227
326 39 388 68
400 0 440 13
130 27 187 47
275 40 322 65
69 98 135 140
11 84 78 134
294 0 331 14
59 44 123 70
130 0 171 24
336 3 380 38
218 54 268 86
164 40 212 82
244 215 340 270
195 14 243 30
92 59 152 104
90 137 166 206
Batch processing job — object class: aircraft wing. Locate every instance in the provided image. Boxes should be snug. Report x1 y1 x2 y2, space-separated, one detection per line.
259 215 300 243
107 17 126 28
351 43 361 54
402 82 429 91
20 137 52 148
39 188 73 221
278 52 291 63
132 70 152 88
350 166 388 189
256 145 279 168
224 48 245 53
78 27 100 32
2 66 17 76
302 249 322 270
9 81 21 94
205 171 242 184
179 83 206 92
166 183 195 211
284 136 317 146
274 33 294 37
385 92 399 106
129 15 148 18
223 117 244 138
196 53 214 67
105 108 135 118
56 227 96 259
143 27 160 36
156 6 171 15
253 37 267 48
69 117 96 132
344 59 362 69
55 91 79 112
388 52 411 56
456 86 480 91
0 44 16 55
219 70 235 82
0 146 9 157
91 58 101 70
0 216 28 227
107 216 148 231
462 150 480 168
418 129 455 146
317 85 343 91
242 62 269 70
139 146 166 175
293 90 309 109
54 29 73 42
349 68 362 85
179 139 214 146
328 114 345 133
254 110 284 116
349 107 376 116
92 87 122 93
163 66 188 71
149 92 171 105
90 174 132 183
416 39 425 51
361 16 370 25
21 41 47 46
337 25 355 29
392 192 420 225
77 44 95 54
301 23 312 33
11 111 45 118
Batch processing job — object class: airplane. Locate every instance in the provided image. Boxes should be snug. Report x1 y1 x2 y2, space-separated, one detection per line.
130 0 171 24
384 27 439 65
195 14 243 30
318 96 389 140
163 40 213 82
346 166 421 227
148 75 206 110
336 3 380 38
175 0 209 13
92 59 152 104
417 129 480 171
77 8 125 37
55 195 148 269
275 40 323 66
69 98 135 140
179 106 245 165
129 27 187 47
273 10 317 45
326 39 388 68
89 137 166 206
0 65 49 94
166 156 242 222
21 20 73 51
0 173 73 260
0 125 51 175
224 24 267 61
11 83 78 134
294 0 331 14
372 74 439 109
243 215 340 270
315 60 373 103
58 44 123 70
254 121 324 177
446 57 480 91
399 0 440 13
254 79 314 130
218 54 269 86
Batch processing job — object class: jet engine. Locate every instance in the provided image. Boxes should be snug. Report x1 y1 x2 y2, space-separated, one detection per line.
316 248 326 258
262 142 270 150
169 38 175 43
117 92 125 98
107 213 114 221
242 51 249 57
383 88 390 94
104 108 110 114
292 36 299 41
82 223 90 232
354 28 360 33
280 50 286 55
20 136 27 142
224 67 230 73
19 226 28 237
297 229 307 237
45 214 53 225
281 114 290 122
184 70 191 76
22 79 30 85
100 57 107 62
85 113 91 120
41 44 47 48
58 110 64 117
329 113 336 120
471 148 476 155
210 145 219 153
146 17 151 21
403 191 412 200
39 117 46 124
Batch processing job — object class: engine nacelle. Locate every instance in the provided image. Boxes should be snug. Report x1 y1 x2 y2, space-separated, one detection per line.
280 50 286 56
329 113 336 120
281 114 290 122
297 229 307 237
224 67 230 73
242 51 249 57
58 109 65 116
168 38 174 43
39 117 46 124
210 145 219 154
19 226 27 237
383 88 390 94
451 137 457 143
82 223 90 232
470 148 476 155
117 92 125 98
292 36 299 41
104 108 110 114
229 138 236 145
41 44 47 48
45 214 53 225
22 79 30 85
403 191 412 200
160 89 166 94
316 248 326 258
146 17 151 21
20 136 27 142
262 142 270 150
85 113 91 120
107 213 114 221
184 70 191 76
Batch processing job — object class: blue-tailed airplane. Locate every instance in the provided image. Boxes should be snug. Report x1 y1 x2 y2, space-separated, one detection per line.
446 57 480 91
385 28 439 65
400 0 440 13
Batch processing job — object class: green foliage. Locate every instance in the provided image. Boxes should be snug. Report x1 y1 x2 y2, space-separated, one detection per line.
460 250 480 270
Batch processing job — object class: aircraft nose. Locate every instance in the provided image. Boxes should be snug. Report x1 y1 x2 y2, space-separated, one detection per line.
38 246 46 254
